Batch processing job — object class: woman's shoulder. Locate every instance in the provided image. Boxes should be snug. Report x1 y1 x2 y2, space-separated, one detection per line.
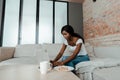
76 38 83 44
63 39 68 45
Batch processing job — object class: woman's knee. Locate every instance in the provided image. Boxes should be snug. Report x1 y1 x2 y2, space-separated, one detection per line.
65 62 74 68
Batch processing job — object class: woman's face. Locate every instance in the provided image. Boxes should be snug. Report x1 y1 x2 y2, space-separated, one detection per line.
62 30 71 40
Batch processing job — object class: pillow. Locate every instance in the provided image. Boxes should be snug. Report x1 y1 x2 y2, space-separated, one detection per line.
14 44 40 57
94 46 120 59
0 47 15 61
42 43 62 58
85 43 95 57
35 45 50 62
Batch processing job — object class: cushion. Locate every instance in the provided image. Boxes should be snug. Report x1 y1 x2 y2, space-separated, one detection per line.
42 43 72 60
94 46 120 59
0 47 15 61
85 43 95 57
0 57 38 65
93 66 120 80
14 44 41 57
35 45 50 62
42 43 62 59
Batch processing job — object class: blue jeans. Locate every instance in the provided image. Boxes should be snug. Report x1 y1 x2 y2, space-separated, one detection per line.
62 55 90 68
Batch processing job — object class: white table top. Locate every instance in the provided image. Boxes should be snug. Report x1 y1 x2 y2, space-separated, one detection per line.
0 65 80 80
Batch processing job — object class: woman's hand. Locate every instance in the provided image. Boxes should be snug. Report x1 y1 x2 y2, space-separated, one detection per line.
50 60 54 63
50 60 64 67
53 61 64 67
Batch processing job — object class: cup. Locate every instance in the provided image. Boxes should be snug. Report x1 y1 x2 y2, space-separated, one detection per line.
39 61 51 74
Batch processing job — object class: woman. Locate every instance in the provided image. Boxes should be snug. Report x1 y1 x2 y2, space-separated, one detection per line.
50 25 90 68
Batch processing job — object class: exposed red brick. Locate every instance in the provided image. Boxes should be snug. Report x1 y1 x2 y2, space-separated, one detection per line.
83 0 120 46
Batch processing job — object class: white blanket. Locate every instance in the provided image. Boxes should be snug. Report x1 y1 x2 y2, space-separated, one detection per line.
75 58 120 80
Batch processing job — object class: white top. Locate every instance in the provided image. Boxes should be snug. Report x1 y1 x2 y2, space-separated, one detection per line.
63 39 87 56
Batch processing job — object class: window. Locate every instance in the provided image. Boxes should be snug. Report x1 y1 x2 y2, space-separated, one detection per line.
39 0 53 43
2 0 68 46
21 0 36 44
55 2 67 43
3 0 19 46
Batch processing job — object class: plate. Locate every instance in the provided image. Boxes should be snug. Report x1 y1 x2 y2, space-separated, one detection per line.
54 66 74 71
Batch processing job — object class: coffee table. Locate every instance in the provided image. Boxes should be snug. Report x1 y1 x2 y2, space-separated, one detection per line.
0 65 80 80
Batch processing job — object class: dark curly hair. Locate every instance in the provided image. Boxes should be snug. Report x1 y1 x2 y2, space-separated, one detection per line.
61 25 84 43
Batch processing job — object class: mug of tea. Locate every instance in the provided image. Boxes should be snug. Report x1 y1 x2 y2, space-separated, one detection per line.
39 61 52 74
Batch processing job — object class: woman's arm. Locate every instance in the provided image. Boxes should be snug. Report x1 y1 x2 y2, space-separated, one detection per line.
52 44 67 62
62 43 82 64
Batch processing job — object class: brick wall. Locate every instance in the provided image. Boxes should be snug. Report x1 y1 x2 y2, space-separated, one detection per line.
83 0 120 47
